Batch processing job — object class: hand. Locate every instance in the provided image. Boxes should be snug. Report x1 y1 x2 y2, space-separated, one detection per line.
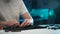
4 20 20 32
4 20 20 27
0 20 21 32
20 19 31 27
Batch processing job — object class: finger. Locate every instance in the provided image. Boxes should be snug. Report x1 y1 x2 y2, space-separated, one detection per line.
22 22 28 27
6 21 14 26
14 23 20 27
26 23 31 26
16 23 20 27
21 20 31 27
7 24 14 26
20 19 27 27
23 19 31 27
12 24 17 27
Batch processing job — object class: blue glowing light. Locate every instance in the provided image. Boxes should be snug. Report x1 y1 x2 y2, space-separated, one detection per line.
49 9 54 16
30 8 54 20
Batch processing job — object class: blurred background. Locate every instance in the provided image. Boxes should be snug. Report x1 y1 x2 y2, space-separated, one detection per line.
20 0 60 26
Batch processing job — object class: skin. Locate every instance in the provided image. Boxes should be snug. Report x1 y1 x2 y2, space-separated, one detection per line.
20 12 31 27
0 12 31 30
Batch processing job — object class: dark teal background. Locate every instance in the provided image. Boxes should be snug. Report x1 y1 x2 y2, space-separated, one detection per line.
20 0 60 25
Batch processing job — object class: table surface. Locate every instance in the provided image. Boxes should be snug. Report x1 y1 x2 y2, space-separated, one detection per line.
0 29 60 34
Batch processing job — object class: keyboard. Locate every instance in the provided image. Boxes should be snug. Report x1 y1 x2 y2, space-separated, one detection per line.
3 24 60 32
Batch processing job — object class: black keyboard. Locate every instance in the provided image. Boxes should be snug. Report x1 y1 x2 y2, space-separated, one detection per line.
3 24 60 32
3 25 47 31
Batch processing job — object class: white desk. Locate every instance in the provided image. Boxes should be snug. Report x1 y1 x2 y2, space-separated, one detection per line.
1 29 60 34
